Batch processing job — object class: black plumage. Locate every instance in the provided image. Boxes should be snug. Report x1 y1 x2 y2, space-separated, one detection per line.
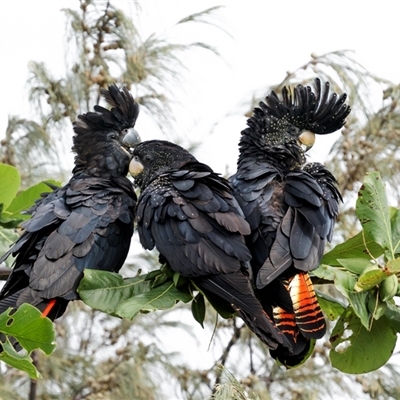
230 78 350 366
0 85 139 321
128 140 292 351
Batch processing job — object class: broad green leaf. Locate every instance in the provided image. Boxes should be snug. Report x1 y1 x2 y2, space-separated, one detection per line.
321 230 383 266
116 282 192 320
337 258 376 275
347 291 370 329
330 308 396 373
379 275 398 301
356 172 393 256
329 268 370 328
0 339 41 379
315 291 346 321
0 164 20 210
386 258 400 273
4 180 59 221
313 264 335 281
0 304 56 355
331 268 356 294
367 291 387 321
0 215 23 229
385 302 400 332
78 269 151 315
191 292 206 328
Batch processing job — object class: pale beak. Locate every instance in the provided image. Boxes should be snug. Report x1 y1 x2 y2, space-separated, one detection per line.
299 130 316 152
129 157 144 176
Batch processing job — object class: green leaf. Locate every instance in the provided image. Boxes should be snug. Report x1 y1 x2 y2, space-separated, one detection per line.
330 308 396 374
337 258 377 275
347 291 370 329
331 268 357 293
328 268 370 328
116 282 192 320
356 171 393 256
191 292 206 328
79 269 193 320
173 271 187 287
322 230 383 266
385 302 400 332
0 304 56 355
0 339 41 379
315 291 346 321
0 227 18 266
0 164 21 210
78 269 151 315
386 258 400 273
313 264 335 281
4 181 58 221
0 304 56 379
367 291 387 321
389 206 400 255
0 216 23 229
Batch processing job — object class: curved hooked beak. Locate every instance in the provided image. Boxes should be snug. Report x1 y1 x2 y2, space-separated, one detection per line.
123 128 141 152
299 130 316 152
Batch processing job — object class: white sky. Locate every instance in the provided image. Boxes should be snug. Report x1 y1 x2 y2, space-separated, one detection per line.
1 2 400 397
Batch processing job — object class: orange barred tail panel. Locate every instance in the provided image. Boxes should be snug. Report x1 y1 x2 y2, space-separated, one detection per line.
273 306 298 341
272 304 311 359
288 272 326 339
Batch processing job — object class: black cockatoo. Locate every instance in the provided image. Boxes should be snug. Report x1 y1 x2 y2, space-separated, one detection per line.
126 139 292 351
0 85 139 322
230 78 350 366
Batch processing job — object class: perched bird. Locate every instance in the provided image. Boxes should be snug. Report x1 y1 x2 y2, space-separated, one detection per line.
0 85 139 322
126 139 293 351
230 78 350 366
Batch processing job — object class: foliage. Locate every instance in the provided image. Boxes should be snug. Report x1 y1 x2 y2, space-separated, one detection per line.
0 305 56 379
314 171 400 373
0 164 58 377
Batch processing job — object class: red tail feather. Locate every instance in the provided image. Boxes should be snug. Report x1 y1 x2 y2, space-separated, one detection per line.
288 272 325 338
41 299 57 318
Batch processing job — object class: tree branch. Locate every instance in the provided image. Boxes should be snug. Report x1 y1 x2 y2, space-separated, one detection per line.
212 319 244 394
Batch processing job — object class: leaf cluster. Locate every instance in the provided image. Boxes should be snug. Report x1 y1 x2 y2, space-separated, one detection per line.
315 171 400 373
0 164 60 377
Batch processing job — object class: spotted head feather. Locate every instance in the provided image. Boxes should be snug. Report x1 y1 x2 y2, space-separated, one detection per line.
254 78 350 137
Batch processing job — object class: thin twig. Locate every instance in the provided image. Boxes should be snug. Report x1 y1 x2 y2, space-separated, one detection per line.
28 351 39 400
212 320 244 394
